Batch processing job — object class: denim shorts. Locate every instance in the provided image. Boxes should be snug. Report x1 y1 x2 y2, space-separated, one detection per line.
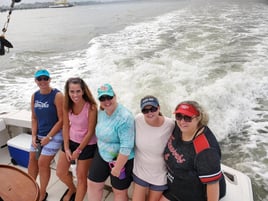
133 173 168 191
30 131 63 156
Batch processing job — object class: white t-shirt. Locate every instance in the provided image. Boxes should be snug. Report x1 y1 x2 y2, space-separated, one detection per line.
133 113 175 185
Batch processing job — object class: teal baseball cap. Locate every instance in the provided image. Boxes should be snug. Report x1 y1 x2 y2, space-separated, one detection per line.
34 69 50 78
97 83 115 99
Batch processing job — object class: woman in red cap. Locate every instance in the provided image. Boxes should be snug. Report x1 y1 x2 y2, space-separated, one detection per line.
160 101 226 201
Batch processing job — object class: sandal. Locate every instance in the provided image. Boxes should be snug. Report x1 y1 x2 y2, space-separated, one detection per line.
42 192 48 201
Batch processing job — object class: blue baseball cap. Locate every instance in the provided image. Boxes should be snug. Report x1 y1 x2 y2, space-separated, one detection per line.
34 69 50 78
140 96 159 110
97 83 115 99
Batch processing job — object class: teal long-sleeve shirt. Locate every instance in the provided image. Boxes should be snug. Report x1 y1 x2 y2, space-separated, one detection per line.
96 103 135 162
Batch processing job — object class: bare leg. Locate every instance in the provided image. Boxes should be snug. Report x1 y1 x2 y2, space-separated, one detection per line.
56 151 76 201
147 190 163 201
28 151 39 179
38 154 54 201
113 188 129 201
74 159 92 201
159 195 170 201
132 183 147 201
87 179 105 201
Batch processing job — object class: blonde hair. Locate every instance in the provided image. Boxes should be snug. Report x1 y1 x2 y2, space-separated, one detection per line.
175 100 209 126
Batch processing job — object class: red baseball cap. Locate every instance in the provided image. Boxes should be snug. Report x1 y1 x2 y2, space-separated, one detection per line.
174 103 199 117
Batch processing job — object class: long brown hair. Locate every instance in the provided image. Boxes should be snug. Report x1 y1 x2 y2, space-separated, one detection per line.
64 77 97 111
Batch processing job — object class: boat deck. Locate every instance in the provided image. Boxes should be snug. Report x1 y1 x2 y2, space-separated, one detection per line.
0 110 133 201
0 145 133 201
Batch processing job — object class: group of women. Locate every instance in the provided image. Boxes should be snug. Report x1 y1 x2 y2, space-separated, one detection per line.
28 69 226 201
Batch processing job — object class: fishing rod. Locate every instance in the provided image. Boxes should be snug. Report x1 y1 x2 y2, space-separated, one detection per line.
0 0 21 55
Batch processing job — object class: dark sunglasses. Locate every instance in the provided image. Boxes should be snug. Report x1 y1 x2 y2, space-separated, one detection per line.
142 106 158 114
99 95 113 102
175 113 196 122
36 76 49 81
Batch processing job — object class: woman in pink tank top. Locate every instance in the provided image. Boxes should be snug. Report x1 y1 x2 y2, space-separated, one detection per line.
56 77 98 201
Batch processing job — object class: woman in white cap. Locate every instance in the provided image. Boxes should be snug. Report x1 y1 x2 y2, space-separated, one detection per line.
28 69 63 201
87 83 135 201
160 101 226 201
132 95 175 201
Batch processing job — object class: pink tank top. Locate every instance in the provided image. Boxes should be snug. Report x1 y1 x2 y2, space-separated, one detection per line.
69 102 97 145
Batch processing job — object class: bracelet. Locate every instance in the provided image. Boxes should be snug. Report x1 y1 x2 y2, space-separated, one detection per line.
76 148 82 154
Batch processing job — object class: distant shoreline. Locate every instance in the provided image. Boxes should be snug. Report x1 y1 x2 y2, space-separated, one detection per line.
0 1 127 12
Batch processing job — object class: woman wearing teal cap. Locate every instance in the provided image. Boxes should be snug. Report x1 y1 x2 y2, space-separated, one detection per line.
87 83 135 201
28 69 63 201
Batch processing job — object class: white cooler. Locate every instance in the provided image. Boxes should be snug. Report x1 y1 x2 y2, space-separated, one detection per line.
7 133 32 168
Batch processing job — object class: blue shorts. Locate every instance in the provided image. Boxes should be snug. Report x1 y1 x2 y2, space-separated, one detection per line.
133 174 168 191
30 131 63 156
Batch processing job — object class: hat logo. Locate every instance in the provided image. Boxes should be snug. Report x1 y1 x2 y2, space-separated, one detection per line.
142 98 154 103
100 85 108 91
181 104 189 109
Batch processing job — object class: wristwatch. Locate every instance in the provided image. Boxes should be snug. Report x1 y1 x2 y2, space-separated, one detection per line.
48 135 52 141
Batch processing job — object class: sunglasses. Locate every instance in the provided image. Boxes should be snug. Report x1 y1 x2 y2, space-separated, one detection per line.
142 106 158 114
99 95 113 102
36 76 49 81
175 113 196 122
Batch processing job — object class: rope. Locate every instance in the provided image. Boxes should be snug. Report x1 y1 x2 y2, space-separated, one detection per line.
1 0 21 35
0 0 20 55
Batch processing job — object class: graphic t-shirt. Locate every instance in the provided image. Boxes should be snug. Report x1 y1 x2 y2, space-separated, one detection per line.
34 88 59 136
164 125 225 201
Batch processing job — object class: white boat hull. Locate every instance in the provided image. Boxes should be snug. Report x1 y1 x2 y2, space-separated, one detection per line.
49 4 73 8
221 164 254 201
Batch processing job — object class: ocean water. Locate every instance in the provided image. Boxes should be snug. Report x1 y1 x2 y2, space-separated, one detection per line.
0 0 268 200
